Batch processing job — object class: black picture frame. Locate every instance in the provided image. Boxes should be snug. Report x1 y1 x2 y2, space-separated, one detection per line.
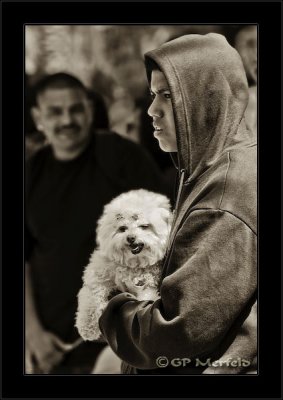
1 1 282 399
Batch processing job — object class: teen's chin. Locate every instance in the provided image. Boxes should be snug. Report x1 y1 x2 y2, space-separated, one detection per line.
153 129 163 138
155 138 174 153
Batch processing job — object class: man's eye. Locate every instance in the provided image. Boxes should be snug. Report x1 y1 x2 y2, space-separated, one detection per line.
118 226 128 232
47 109 62 117
150 92 155 100
71 104 85 114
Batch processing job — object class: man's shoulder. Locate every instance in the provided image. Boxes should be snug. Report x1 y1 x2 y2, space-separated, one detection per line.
94 130 150 170
25 145 52 192
26 145 51 170
93 130 163 192
94 130 145 154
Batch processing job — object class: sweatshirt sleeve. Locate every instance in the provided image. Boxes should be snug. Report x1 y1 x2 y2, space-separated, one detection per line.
99 209 257 370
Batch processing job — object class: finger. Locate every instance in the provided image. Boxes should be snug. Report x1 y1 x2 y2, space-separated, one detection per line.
48 352 65 370
48 332 71 352
37 351 64 373
25 349 34 374
48 332 67 349
49 333 83 351
36 358 52 374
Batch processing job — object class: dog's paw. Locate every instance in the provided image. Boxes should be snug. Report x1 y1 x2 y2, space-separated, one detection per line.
78 327 102 342
135 286 159 301
108 288 122 300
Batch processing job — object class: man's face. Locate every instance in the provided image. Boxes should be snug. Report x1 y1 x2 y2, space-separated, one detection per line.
32 87 93 159
148 70 177 152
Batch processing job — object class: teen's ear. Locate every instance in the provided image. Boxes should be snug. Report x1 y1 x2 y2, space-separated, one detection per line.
31 106 43 132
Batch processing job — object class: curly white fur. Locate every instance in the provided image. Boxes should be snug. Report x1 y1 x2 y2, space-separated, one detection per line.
76 189 172 341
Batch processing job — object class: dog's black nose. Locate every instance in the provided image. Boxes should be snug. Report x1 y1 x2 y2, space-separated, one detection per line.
127 235 136 244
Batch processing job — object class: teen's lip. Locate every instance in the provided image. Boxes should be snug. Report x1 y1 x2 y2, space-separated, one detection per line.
153 125 163 132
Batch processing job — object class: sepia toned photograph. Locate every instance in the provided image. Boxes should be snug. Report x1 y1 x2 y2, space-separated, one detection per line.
24 24 257 376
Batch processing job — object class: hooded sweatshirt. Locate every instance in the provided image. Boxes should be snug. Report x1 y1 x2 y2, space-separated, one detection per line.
99 33 257 374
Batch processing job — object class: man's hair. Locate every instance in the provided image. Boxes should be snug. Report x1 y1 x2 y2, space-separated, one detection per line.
33 72 88 105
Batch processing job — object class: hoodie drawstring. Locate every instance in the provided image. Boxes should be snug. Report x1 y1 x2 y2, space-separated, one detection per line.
165 169 185 254
175 169 185 212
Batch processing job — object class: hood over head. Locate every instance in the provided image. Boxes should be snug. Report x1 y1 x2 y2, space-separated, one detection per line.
145 33 255 182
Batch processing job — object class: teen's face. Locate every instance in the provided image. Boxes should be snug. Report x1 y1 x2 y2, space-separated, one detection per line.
147 70 177 152
33 87 93 159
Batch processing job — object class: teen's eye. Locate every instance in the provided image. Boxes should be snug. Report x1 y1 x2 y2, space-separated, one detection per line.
139 224 150 230
149 91 155 100
118 226 128 233
163 92 171 99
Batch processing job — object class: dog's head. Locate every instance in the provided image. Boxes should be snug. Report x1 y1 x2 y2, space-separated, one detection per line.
96 189 172 268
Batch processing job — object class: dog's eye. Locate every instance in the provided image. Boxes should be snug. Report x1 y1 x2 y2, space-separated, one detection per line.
118 226 128 232
139 224 150 230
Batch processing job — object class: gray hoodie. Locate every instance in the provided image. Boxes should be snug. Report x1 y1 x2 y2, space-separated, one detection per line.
100 33 257 374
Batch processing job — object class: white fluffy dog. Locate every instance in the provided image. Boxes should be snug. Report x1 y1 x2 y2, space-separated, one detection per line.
76 189 172 341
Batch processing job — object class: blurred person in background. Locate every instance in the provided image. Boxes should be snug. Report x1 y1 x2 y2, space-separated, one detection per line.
234 25 257 137
25 74 47 159
25 72 167 374
25 77 110 160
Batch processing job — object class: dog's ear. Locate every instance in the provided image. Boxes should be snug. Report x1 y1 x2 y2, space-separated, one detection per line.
159 208 173 227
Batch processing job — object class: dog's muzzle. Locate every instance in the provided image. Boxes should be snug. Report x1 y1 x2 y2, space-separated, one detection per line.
129 242 144 255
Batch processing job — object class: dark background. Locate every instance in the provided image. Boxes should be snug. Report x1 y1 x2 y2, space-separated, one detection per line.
1 1 282 399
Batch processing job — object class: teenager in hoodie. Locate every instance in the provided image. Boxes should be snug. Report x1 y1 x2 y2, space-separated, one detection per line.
99 33 257 374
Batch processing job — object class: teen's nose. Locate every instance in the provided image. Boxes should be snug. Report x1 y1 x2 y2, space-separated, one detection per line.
148 97 163 118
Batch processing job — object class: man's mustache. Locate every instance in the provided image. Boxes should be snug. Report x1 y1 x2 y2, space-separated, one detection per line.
55 124 81 134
